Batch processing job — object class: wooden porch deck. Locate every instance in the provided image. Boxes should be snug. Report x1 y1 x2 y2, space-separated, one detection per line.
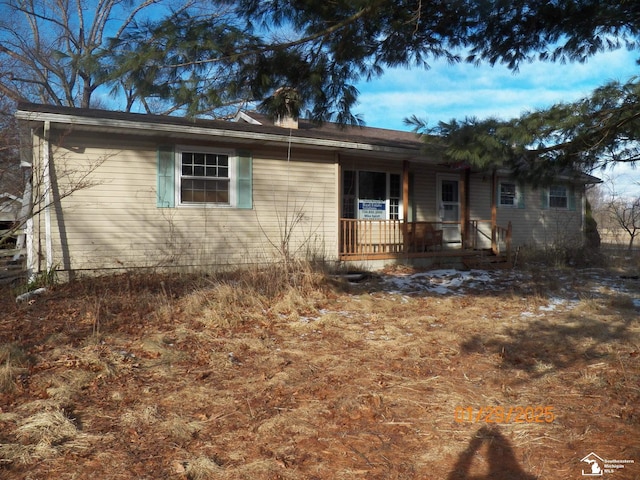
339 219 512 263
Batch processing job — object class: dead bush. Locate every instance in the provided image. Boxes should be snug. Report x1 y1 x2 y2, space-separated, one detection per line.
516 243 607 269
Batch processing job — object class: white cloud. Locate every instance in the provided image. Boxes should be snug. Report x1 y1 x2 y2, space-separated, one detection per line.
355 49 640 190
356 48 639 131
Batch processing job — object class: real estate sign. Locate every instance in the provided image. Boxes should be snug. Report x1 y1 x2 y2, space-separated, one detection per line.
358 199 386 220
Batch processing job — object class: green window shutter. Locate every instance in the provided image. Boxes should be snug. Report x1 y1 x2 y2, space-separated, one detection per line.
236 150 253 209
157 146 175 208
517 184 525 209
540 188 548 209
568 186 577 211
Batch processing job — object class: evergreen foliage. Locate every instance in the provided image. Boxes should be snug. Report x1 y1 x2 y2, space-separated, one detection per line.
1 0 639 169
410 78 640 182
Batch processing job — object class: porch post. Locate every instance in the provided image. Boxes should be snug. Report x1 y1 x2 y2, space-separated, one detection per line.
402 160 409 253
491 168 497 253
335 152 342 258
461 167 470 248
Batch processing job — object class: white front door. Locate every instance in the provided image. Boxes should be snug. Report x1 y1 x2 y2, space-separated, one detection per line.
437 175 461 244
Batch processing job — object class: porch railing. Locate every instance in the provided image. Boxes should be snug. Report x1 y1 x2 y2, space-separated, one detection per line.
492 222 513 256
340 219 404 257
339 219 512 260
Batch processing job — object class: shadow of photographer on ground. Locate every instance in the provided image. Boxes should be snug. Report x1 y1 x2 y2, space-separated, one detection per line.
447 425 537 480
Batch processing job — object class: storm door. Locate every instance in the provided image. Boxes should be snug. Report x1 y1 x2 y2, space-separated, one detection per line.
437 175 461 244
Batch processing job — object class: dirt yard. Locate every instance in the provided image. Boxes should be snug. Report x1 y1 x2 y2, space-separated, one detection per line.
1 264 639 479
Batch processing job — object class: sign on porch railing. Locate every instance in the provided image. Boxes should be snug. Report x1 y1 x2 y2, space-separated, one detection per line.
358 199 386 220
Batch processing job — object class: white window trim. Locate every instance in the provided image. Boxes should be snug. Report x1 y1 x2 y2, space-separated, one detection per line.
498 181 520 208
175 145 237 208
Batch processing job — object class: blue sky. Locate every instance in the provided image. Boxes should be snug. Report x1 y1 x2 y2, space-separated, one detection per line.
355 49 640 196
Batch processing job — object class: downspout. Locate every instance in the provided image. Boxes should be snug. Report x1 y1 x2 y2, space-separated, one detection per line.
43 121 53 272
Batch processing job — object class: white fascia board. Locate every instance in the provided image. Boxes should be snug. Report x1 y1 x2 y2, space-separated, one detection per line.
233 111 262 124
15 109 421 157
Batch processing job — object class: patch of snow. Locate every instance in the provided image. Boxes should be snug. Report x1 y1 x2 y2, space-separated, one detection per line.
382 269 503 295
372 268 638 317
15 287 47 303
539 297 567 311
380 268 525 296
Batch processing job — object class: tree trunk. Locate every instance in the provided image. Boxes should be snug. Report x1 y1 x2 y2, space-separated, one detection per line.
628 233 637 253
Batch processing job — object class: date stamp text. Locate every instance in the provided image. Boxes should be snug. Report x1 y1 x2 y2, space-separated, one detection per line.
454 405 555 424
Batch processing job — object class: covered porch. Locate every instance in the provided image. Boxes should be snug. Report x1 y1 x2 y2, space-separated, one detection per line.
339 219 512 261
339 160 513 263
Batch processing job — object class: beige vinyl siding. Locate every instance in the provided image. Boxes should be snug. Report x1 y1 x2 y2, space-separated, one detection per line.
468 174 493 249
253 148 337 262
493 178 584 248
466 174 585 249
523 186 584 247
409 164 439 222
32 129 337 273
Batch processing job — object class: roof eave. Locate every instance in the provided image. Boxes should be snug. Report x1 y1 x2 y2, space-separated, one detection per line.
15 109 424 159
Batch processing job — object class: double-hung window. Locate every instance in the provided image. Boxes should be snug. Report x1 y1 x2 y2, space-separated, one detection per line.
180 150 231 205
499 182 517 207
157 145 252 209
548 185 568 209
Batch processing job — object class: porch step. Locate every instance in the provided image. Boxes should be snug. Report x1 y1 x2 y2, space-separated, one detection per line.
463 252 511 270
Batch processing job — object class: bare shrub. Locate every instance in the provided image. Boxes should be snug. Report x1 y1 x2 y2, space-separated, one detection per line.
516 242 607 269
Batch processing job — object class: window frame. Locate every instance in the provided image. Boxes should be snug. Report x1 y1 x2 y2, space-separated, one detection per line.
175 145 237 207
548 185 568 209
342 169 404 220
498 181 519 208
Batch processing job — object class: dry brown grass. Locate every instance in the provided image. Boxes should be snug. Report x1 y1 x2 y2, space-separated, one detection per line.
0 343 28 393
0 263 638 479
0 409 91 465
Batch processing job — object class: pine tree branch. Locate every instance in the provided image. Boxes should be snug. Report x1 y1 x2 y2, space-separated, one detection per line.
164 5 376 69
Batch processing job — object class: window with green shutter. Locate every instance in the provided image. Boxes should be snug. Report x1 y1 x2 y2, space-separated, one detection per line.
542 184 576 210
157 146 252 209
236 150 253 209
